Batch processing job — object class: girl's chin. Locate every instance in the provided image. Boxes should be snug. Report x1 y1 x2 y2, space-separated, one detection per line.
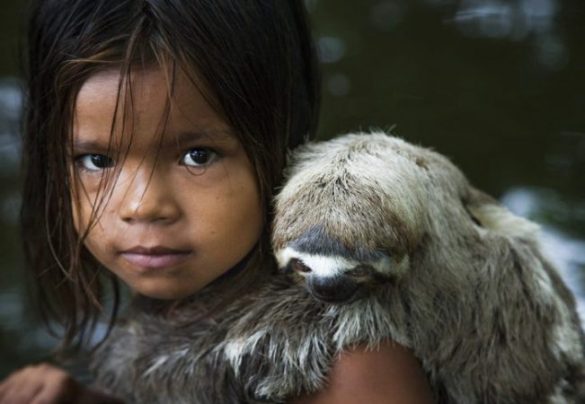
122 273 214 300
130 284 205 300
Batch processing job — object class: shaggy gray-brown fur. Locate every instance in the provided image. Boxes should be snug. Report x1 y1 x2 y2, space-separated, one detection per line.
92 132 585 403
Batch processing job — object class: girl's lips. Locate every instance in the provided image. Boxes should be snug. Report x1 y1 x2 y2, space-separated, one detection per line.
120 247 192 269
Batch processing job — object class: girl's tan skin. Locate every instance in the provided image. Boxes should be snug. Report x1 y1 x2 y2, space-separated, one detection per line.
294 342 434 404
0 365 123 404
0 67 433 404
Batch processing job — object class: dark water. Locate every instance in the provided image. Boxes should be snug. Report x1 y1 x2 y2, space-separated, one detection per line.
1 0 584 378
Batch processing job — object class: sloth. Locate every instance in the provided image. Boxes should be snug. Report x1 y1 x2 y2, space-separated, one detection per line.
271 132 585 402
91 132 585 404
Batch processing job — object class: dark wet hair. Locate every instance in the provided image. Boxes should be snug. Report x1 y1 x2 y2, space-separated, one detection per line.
21 0 320 350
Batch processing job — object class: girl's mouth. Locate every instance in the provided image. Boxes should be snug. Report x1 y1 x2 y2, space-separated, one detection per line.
119 246 193 269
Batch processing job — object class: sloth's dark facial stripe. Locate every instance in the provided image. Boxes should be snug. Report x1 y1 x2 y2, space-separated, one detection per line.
289 225 387 262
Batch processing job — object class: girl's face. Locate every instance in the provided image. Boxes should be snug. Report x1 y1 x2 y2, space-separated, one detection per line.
71 68 263 299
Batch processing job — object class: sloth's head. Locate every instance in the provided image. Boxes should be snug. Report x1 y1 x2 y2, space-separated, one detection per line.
272 132 475 304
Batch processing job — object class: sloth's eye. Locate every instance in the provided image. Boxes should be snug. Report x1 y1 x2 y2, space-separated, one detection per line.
290 258 312 274
346 265 372 278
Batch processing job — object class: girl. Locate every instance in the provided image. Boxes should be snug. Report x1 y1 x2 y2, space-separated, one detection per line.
0 0 433 402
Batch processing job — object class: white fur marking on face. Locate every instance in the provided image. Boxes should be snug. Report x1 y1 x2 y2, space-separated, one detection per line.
294 251 354 277
275 246 397 277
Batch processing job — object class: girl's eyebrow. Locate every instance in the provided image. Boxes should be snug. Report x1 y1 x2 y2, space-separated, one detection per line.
71 140 111 153
166 129 238 148
71 129 238 152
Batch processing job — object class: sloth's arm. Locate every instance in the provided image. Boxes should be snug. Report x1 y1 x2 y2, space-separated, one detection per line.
290 340 434 404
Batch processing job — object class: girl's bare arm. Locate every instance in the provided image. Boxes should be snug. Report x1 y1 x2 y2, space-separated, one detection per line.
291 341 434 404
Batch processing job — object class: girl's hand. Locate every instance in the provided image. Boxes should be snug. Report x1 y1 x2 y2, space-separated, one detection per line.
0 363 123 404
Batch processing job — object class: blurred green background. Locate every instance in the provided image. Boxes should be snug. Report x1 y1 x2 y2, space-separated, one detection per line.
1 0 584 378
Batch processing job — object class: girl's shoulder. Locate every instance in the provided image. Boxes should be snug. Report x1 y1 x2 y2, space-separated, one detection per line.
291 341 434 404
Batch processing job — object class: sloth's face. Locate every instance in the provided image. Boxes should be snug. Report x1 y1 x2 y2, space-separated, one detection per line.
272 133 446 304
275 226 410 303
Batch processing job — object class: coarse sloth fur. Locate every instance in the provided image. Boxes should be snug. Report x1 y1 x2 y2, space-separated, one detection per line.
91 132 585 403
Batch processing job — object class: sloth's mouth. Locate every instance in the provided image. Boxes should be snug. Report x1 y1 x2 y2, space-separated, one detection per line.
306 275 362 304
308 288 364 305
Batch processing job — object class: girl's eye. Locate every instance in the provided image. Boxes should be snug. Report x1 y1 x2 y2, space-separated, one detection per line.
76 154 115 172
181 148 218 167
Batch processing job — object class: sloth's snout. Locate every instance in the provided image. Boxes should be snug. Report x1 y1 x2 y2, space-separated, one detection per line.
307 275 360 303
276 238 398 304
287 258 364 303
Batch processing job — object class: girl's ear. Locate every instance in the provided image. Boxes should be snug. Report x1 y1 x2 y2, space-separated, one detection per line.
463 186 540 243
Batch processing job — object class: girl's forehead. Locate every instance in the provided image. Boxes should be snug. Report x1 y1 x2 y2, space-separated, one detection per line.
73 67 233 147
76 67 207 119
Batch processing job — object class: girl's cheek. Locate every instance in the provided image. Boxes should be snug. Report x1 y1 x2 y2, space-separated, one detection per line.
74 173 107 194
69 178 99 235
69 181 83 233
70 194 90 237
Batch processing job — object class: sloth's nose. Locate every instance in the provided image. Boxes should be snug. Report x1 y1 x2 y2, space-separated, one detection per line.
307 275 360 303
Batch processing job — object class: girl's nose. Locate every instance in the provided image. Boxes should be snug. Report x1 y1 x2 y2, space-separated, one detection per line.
117 168 181 224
